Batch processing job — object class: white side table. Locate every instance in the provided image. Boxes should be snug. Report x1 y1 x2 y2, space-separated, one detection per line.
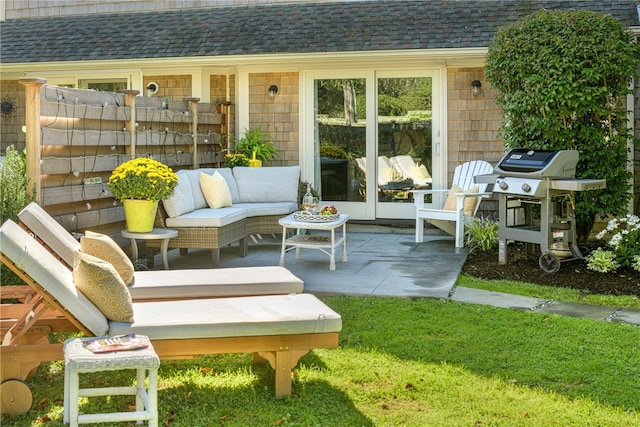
63 335 159 427
278 213 349 271
121 228 178 270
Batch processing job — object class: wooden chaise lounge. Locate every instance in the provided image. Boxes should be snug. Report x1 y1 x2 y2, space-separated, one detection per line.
0 219 341 415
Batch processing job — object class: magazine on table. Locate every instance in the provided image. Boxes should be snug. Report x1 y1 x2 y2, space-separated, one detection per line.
83 334 148 353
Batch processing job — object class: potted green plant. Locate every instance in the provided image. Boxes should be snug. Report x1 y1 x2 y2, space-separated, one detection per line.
108 157 178 232
233 127 279 165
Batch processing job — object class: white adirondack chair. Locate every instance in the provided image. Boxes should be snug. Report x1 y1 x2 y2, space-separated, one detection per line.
412 160 494 248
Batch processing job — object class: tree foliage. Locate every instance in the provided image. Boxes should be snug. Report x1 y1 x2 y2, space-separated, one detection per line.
485 10 640 238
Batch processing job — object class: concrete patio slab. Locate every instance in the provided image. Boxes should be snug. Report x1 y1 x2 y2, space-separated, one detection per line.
157 225 639 326
450 287 548 310
607 309 640 326
534 301 621 321
165 230 465 299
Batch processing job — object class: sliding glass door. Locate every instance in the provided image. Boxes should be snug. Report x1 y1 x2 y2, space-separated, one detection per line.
303 69 441 220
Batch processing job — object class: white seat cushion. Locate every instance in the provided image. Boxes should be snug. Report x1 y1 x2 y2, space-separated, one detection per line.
233 202 298 217
109 293 342 340
165 207 247 228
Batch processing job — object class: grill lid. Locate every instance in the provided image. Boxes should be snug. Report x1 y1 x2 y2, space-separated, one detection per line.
494 149 578 179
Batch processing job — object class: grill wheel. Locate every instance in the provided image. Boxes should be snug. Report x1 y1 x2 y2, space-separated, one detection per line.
539 252 561 274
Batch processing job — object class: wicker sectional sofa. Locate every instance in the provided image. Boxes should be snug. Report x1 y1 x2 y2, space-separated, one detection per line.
149 166 300 267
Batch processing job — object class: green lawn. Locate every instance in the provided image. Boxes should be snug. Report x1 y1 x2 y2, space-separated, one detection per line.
3 294 639 426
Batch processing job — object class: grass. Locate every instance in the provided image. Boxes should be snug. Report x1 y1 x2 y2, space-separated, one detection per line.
457 274 640 310
3 295 639 426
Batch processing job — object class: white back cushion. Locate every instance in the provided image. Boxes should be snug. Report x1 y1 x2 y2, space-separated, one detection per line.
162 169 196 218
214 168 240 204
233 166 300 203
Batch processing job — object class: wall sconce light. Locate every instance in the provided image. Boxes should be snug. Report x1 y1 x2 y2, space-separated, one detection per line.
471 80 482 97
146 81 159 97
268 85 279 99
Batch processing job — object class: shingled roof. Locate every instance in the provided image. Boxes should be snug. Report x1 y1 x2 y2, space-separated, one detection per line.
1 0 638 64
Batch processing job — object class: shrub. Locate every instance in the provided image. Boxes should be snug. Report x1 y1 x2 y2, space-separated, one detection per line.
485 10 640 240
585 248 620 273
320 145 349 159
465 216 499 253
595 215 640 268
0 145 37 224
1 145 37 286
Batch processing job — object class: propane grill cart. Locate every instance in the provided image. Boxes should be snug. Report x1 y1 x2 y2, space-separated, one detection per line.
477 149 606 273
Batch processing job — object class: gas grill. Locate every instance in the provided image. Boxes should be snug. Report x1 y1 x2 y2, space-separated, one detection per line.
481 149 606 273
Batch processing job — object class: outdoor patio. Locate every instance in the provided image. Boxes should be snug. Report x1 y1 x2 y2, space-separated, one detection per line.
162 224 463 299
160 225 640 326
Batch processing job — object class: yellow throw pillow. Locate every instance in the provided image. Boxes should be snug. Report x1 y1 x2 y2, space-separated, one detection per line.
73 251 134 323
443 184 480 216
81 230 135 286
200 171 232 209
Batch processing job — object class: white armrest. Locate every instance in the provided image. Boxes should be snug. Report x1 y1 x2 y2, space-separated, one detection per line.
410 189 450 195
411 188 450 209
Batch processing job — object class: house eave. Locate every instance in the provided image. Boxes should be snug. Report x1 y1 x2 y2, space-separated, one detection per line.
1 47 489 78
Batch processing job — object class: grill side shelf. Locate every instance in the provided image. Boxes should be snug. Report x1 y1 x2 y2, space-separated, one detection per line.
549 179 606 192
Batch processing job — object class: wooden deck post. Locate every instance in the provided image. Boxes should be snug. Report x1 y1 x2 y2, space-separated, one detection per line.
19 78 47 203
185 97 200 168
120 90 139 157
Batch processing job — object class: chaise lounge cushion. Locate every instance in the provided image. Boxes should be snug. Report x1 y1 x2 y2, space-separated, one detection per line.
81 230 135 286
128 266 303 299
109 293 342 340
0 220 109 335
73 251 134 323
18 201 80 267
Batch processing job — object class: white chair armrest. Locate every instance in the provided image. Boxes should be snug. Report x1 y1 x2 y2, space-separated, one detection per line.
410 189 450 195
411 189 450 209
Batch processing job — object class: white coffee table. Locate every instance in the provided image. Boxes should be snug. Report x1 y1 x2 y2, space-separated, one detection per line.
278 213 349 271
121 228 178 270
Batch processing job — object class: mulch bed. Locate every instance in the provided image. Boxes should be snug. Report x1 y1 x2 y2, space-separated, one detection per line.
461 243 640 297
